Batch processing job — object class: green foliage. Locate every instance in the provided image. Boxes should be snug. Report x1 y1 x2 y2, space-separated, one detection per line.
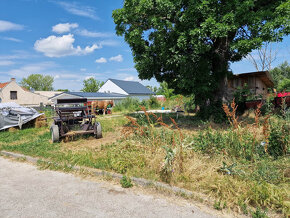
56 89 69 92
277 78 290 92
81 78 104 92
268 119 289 158
183 95 195 113
148 96 160 109
196 101 226 123
192 127 262 160
156 82 174 99
270 61 290 88
249 160 283 185
20 74 54 91
260 94 275 115
251 207 268 218
214 200 227 210
218 162 238 176
120 175 133 188
113 97 161 112
160 146 176 182
238 201 249 215
233 84 251 114
113 0 289 105
113 97 140 112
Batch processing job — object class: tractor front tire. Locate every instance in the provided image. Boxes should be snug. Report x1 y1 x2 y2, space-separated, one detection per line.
94 122 102 139
50 124 60 143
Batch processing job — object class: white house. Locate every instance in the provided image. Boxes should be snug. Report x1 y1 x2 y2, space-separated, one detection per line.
98 78 154 101
0 78 50 106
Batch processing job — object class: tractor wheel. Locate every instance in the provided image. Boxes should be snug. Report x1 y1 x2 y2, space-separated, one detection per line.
94 122 102 139
50 124 60 143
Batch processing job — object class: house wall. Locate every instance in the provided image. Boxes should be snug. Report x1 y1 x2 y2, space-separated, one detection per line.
228 76 269 98
0 81 49 106
98 80 128 95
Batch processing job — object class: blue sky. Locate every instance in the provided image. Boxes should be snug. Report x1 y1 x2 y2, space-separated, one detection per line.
0 0 289 91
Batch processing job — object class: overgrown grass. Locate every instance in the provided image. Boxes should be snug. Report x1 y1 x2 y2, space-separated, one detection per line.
0 103 289 217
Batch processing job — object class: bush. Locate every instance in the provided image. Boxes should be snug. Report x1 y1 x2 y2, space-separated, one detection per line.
120 175 133 188
196 100 226 123
184 95 195 113
148 96 160 109
113 97 140 112
233 85 251 114
268 119 289 158
192 127 259 160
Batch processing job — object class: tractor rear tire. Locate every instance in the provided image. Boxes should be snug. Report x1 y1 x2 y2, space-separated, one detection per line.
50 124 60 143
94 122 102 139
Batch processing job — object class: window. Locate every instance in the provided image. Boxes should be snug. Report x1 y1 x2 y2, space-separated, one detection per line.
10 91 17 100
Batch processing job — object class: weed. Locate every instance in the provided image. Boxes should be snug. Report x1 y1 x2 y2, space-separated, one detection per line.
238 200 248 215
218 162 238 176
160 146 176 183
251 207 268 218
213 200 226 210
120 175 133 188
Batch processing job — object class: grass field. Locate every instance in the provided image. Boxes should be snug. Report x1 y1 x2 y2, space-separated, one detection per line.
0 107 289 218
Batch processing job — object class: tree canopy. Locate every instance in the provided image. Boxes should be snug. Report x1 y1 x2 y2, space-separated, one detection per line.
81 78 104 92
270 61 290 91
20 74 54 91
113 0 289 106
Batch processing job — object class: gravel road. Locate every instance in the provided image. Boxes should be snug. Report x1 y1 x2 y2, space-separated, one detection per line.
0 157 218 218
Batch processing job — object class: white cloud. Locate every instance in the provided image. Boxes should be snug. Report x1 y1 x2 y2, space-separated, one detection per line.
95 57 107 63
52 23 78 34
80 68 87 72
77 29 111 38
34 34 101 57
0 60 14 66
0 20 24 32
55 1 99 20
124 76 136 81
1 37 22 42
109 54 123 62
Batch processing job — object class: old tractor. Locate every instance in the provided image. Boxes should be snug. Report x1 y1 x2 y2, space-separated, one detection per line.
50 98 102 143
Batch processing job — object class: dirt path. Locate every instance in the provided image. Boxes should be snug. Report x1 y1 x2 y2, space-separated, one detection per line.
0 157 219 218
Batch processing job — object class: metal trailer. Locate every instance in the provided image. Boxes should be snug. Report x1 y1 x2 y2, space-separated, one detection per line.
50 98 102 143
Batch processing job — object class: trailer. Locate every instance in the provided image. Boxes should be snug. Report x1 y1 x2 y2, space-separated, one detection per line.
50 98 102 143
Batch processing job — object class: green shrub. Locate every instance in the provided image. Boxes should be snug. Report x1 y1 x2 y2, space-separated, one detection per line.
249 160 283 185
120 175 133 188
196 100 226 123
148 96 160 109
113 97 140 112
184 95 195 113
191 128 259 160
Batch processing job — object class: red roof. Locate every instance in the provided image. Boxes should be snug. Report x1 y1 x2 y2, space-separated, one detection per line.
0 82 9 89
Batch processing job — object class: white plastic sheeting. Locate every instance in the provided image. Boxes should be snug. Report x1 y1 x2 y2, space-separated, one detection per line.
0 102 43 131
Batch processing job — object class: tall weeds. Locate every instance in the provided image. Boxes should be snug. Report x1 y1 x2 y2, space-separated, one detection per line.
124 108 185 181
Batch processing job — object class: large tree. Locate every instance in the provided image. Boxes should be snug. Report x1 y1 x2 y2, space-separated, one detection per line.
113 0 289 107
20 74 54 91
81 78 104 92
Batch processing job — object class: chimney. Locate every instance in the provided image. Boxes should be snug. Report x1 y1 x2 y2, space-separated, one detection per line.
11 78 16 81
